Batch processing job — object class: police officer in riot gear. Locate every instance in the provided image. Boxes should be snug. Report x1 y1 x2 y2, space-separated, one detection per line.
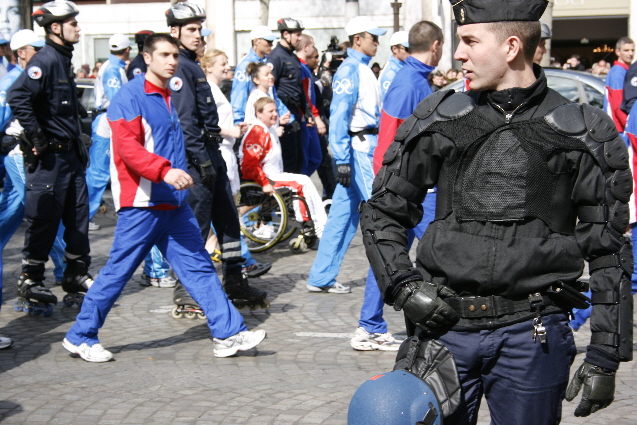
268 17 313 173
8 0 93 309
126 30 154 81
166 2 266 305
360 0 633 423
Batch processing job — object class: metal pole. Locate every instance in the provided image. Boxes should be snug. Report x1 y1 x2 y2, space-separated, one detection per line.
391 1 402 32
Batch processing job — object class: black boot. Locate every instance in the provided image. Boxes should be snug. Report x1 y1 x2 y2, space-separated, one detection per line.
62 256 94 294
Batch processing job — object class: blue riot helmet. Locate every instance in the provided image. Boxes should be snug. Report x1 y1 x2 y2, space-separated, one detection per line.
348 370 442 425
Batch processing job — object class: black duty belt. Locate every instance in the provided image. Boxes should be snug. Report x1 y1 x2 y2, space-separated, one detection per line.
348 127 379 140
50 140 73 152
446 294 555 319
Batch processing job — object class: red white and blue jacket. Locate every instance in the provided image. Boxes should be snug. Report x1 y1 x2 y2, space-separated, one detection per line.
373 56 435 173
623 101 637 224
107 75 189 211
604 61 629 132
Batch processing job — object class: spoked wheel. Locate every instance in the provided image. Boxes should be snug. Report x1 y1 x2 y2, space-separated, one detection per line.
236 182 289 252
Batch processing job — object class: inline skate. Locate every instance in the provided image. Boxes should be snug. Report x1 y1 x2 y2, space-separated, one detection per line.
223 274 270 311
15 271 57 316
171 280 206 320
61 257 94 307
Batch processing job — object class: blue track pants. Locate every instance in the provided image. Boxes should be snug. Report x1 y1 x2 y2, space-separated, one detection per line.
65 204 247 346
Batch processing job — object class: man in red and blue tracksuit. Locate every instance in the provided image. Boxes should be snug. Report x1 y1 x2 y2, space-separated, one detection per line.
350 21 445 351
604 37 634 133
63 33 264 361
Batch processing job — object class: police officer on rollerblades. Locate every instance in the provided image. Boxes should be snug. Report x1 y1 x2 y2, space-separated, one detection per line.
360 0 633 423
8 1 93 315
166 2 267 312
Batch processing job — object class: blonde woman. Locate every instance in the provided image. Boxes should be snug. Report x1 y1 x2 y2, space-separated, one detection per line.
201 49 246 196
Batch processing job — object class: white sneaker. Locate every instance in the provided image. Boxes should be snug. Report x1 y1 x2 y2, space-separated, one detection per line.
140 272 177 288
62 338 113 362
252 224 275 240
350 327 402 351
0 336 13 349
306 282 351 294
213 330 266 358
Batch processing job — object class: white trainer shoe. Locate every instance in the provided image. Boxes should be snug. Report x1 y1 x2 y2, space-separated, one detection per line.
350 327 403 351
306 282 351 294
0 336 13 349
252 224 275 240
213 330 266 358
62 338 113 362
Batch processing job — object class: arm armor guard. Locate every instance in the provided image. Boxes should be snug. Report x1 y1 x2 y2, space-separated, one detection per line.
547 103 633 363
361 90 477 304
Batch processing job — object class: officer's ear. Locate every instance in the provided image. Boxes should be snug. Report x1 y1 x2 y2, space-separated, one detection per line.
143 51 151 66
49 22 62 37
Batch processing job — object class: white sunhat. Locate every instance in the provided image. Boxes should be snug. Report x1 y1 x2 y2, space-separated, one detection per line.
389 30 409 48
109 33 131 51
10 30 45 51
250 25 279 41
345 16 387 37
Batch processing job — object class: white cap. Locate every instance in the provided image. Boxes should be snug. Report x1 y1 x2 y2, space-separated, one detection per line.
345 16 387 37
389 31 409 48
109 33 131 51
10 30 45 51
250 25 279 41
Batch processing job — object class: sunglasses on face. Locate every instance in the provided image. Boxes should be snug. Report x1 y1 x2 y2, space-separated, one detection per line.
362 33 379 43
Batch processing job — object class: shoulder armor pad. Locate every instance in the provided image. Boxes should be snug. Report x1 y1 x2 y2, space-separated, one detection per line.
545 103 627 171
395 90 476 142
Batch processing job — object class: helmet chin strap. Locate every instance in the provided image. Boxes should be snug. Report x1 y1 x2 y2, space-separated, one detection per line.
52 22 72 46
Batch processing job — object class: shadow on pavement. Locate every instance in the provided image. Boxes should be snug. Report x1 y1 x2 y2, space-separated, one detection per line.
0 400 23 422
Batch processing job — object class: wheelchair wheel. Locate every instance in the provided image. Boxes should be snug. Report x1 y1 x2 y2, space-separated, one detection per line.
277 194 311 244
236 182 288 252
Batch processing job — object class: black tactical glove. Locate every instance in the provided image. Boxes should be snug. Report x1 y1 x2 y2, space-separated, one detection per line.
336 164 351 188
565 361 615 417
393 280 459 334
29 127 49 155
199 160 216 187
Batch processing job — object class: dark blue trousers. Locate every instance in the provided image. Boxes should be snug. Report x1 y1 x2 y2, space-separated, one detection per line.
23 150 89 266
187 145 244 276
438 313 576 425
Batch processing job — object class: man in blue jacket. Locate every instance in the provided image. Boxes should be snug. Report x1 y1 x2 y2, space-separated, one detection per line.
63 33 266 362
306 16 386 294
378 30 409 103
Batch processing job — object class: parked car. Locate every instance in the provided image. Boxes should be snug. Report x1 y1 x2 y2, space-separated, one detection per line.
443 68 604 108
76 78 95 136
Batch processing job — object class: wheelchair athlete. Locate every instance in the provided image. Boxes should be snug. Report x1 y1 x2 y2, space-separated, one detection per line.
240 96 326 240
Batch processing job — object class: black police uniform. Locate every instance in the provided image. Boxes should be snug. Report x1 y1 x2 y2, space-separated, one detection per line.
170 47 245 278
360 63 633 424
126 54 147 82
8 38 90 281
268 42 308 173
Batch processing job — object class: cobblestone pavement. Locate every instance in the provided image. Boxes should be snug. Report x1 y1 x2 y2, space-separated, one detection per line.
1 190 636 424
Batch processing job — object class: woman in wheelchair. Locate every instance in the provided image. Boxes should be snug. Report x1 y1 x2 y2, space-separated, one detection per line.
240 96 327 241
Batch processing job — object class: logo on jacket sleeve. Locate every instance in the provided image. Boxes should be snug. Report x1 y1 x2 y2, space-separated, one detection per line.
631 77 637 87
28 66 42 80
133 68 142 76
169 77 183 91
333 78 353 95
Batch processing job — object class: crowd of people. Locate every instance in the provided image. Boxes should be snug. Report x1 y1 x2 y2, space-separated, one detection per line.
0 0 634 423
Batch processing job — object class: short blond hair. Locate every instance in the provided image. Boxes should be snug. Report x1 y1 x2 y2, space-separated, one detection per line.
200 49 227 71
254 96 275 113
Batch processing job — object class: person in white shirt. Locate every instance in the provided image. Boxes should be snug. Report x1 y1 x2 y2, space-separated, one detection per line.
244 61 290 135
